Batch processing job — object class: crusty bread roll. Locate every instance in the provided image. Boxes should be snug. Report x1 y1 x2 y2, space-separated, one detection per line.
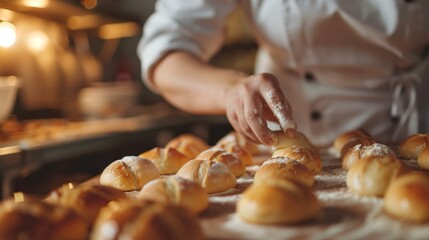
216 131 262 155
100 156 160 191
215 141 254 167
346 155 404 196
272 146 322 174
0 199 88 240
165 133 209 159
333 129 374 153
399 133 429 159
342 143 396 171
196 147 245 177
176 159 237 194
138 176 209 215
139 147 190 174
418 147 429 170
384 172 429 222
237 178 321 224
254 157 314 187
275 131 317 153
91 199 204 240
339 136 378 159
52 184 127 224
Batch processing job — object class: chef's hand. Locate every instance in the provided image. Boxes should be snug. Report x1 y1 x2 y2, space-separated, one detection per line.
225 73 297 146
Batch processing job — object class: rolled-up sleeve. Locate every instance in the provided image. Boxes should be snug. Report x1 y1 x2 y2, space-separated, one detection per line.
137 0 238 92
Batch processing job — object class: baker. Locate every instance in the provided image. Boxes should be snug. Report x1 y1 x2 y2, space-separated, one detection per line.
138 0 429 147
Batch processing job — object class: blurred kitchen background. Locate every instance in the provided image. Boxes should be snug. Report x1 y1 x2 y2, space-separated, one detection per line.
0 0 257 199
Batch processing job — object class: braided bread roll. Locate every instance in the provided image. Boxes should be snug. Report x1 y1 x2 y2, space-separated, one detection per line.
341 143 396 171
165 134 209 159
100 156 160 191
138 176 209 214
272 146 322 174
196 148 245 177
399 133 429 159
91 199 204 240
139 147 190 174
254 157 314 187
176 159 236 194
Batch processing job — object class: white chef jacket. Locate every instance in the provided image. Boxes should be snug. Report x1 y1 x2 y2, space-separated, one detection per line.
138 0 429 147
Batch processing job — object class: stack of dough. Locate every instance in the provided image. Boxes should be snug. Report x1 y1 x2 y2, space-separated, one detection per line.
237 178 321 224
139 147 190 174
0 199 88 240
399 133 429 169
138 176 209 215
100 156 160 191
254 157 314 187
341 143 396 171
333 129 377 157
50 184 127 224
91 199 204 240
176 159 236 194
384 172 429 222
196 147 245 177
272 145 322 174
165 133 209 159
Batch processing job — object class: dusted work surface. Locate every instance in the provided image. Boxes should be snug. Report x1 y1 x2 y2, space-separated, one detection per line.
195 151 429 240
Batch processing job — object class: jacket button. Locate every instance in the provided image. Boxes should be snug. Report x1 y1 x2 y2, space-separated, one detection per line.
304 72 315 82
310 111 322 121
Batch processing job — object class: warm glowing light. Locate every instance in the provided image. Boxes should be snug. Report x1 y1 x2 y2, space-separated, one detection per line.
27 31 49 52
67 15 102 30
0 9 14 22
82 0 98 9
22 0 48 8
98 22 140 39
0 21 16 47
68 182 75 189
14 192 25 203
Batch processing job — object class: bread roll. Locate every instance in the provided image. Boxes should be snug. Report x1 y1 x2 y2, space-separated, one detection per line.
176 159 237 194
418 147 429 170
339 136 378 159
346 155 403 196
196 147 245 177
237 178 321 224
0 199 88 240
138 176 209 214
342 143 396 171
100 156 160 191
165 134 209 159
333 129 373 152
384 172 429 222
215 141 254 166
254 157 314 187
53 184 127 224
272 146 322 174
399 134 429 159
275 131 317 153
91 199 204 240
216 131 262 155
139 147 190 174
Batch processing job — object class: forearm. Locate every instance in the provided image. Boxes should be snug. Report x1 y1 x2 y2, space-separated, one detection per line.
151 51 248 115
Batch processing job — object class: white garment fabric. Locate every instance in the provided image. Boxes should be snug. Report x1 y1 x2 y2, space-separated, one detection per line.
138 0 429 146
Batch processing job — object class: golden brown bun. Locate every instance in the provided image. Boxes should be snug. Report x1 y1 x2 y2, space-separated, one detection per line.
138 176 209 215
196 147 245 177
342 143 396 171
0 199 88 240
272 146 322 174
384 172 429 222
215 141 254 166
333 129 373 153
100 156 160 191
91 199 204 240
176 159 237 194
346 155 404 196
237 178 321 224
165 134 209 159
275 131 317 153
418 147 429 170
139 147 190 174
399 134 429 159
216 131 262 155
339 136 378 159
254 157 314 187
52 184 127 224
